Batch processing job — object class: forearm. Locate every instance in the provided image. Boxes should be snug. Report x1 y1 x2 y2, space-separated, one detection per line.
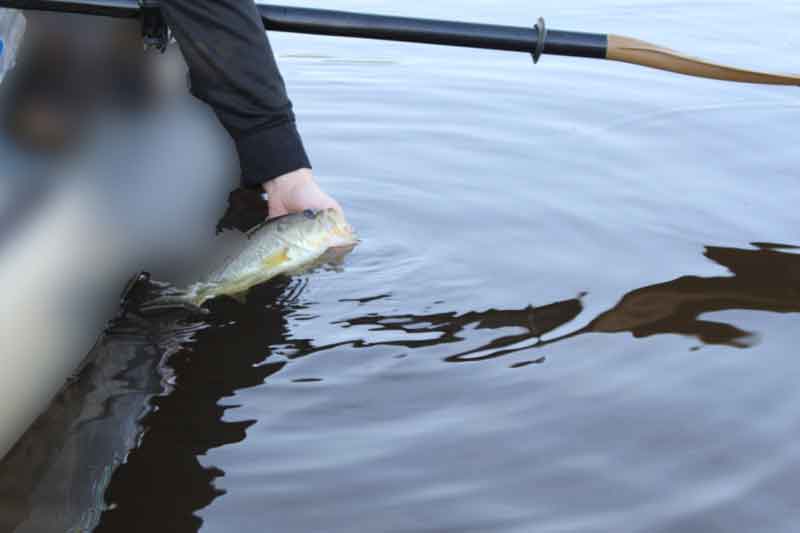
160 0 310 187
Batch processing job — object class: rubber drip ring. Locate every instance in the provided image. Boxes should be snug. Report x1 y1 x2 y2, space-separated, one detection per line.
532 17 547 64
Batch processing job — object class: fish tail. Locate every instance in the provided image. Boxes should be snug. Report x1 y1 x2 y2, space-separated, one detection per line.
138 293 208 316
120 272 208 316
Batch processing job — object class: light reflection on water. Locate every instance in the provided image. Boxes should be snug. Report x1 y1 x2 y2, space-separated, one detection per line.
2 0 800 532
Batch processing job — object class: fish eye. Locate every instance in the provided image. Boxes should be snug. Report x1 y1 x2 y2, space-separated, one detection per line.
303 209 317 219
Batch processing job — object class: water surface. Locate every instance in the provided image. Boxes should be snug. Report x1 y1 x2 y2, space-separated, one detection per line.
2 0 799 531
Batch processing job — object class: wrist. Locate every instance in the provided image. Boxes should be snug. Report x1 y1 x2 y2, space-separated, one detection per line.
262 168 314 197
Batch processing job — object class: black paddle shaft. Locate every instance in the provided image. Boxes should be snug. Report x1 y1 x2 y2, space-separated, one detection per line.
0 0 609 61
257 5 608 61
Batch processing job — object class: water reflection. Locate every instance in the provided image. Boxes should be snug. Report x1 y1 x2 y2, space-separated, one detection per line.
335 297 585 363
336 244 800 362
0 316 193 532
565 244 800 349
3 242 795 530
95 241 798 530
96 283 294 532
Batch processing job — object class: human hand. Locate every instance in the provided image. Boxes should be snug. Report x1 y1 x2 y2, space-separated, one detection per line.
262 168 343 220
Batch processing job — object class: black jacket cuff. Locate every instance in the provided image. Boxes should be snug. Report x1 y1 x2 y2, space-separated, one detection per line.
235 120 311 188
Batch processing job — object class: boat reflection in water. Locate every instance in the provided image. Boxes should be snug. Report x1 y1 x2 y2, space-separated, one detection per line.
0 243 797 531
0 313 208 532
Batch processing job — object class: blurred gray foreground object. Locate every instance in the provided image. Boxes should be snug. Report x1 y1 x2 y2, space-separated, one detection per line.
0 8 25 84
0 81 236 461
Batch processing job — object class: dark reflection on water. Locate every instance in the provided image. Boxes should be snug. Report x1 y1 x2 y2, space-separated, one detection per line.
96 283 292 532
2 240 797 531
576 244 800 348
96 283 589 529
100 242 799 529
0 317 178 531
334 244 800 363
335 297 585 363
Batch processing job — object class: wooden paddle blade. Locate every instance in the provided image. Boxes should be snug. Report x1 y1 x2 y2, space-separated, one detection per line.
607 34 800 86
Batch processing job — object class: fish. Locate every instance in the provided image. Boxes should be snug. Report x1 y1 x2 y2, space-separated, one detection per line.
140 208 357 312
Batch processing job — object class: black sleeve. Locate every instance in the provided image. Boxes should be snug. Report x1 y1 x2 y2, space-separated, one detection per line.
160 0 311 188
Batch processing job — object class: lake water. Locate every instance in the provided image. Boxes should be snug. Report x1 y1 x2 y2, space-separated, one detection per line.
1 0 799 531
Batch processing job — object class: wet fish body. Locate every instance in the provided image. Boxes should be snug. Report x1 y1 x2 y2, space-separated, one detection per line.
146 209 357 310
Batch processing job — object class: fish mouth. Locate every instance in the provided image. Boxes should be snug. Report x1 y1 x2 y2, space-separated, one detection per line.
316 208 359 246
331 224 359 246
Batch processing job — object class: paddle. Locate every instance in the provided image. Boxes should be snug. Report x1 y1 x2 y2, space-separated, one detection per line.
2 0 798 85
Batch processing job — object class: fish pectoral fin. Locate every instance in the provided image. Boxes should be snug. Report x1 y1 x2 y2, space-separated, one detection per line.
262 247 290 269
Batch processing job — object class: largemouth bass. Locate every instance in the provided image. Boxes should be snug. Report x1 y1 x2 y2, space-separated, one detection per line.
142 208 357 311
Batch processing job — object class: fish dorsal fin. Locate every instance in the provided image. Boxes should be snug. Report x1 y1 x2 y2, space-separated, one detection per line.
245 219 271 238
245 211 305 238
